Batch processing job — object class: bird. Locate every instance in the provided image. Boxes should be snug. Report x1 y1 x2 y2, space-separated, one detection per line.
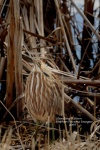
24 61 62 123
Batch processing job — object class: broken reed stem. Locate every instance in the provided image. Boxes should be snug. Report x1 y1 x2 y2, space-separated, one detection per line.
60 78 100 86
0 57 6 80
6 0 23 117
13 0 23 118
38 0 46 56
6 0 15 108
29 2 37 49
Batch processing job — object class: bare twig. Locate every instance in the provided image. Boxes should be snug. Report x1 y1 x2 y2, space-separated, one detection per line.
23 29 62 45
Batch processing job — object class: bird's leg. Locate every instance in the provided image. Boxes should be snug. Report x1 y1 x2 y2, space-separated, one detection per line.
34 121 40 140
51 123 55 142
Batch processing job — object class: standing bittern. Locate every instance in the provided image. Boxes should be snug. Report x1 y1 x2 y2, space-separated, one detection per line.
25 62 62 123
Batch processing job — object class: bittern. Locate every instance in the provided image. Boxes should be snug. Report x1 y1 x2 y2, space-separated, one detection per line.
25 62 62 123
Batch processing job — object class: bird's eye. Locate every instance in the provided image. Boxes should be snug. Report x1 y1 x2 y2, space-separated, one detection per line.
43 72 49 77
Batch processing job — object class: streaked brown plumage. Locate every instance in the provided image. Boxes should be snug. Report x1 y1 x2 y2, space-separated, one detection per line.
25 62 62 122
